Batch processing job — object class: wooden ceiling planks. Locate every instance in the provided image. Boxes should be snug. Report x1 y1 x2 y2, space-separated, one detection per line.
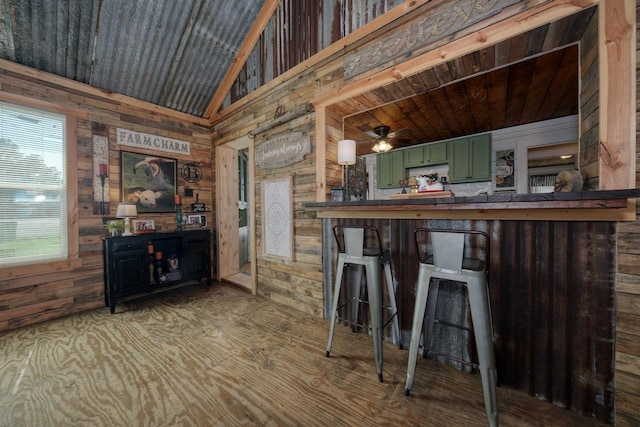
344 44 580 155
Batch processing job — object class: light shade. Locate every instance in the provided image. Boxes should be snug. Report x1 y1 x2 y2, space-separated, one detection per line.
372 139 393 153
115 203 137 218
115 203 137 237
337 139 356 165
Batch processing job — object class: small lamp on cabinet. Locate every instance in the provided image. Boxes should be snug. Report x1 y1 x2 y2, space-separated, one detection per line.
115 203 137 236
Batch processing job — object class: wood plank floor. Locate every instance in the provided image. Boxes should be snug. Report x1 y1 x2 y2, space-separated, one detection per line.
0 283 607 426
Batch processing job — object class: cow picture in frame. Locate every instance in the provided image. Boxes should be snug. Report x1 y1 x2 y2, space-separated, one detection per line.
120 151 177 213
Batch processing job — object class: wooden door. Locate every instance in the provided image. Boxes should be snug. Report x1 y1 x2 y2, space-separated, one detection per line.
215 145 240 280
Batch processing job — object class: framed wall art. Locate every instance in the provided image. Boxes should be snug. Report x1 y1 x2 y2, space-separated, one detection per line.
262 176 294 261
120 151 177 213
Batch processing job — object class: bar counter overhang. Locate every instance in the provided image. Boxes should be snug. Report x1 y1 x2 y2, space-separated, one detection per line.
305 189 639 423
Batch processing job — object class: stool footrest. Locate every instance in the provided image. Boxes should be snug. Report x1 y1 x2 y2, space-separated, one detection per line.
423 348 479 370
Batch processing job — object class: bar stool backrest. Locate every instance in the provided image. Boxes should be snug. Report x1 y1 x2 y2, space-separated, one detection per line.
333 225 385 260
415 228 490 275
344 228 365 259
432 232 464 274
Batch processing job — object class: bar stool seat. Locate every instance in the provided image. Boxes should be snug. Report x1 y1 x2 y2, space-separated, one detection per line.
326 225 400 382
405 228 498 427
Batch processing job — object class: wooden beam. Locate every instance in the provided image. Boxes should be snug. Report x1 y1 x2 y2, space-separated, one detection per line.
598 0 636 189
210 0 432 125
314 200 637 222
0 59 209 126
311 0 598 108
203 0 281 120
315 106 327 202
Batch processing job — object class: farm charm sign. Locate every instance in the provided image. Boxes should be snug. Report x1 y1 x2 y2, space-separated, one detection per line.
256 132 311 169
344 0 520 79
117 128 191 156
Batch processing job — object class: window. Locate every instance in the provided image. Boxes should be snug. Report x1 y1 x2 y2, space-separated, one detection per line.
0 101 67 267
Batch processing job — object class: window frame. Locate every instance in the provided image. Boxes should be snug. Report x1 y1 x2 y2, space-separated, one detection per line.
0 93 82 278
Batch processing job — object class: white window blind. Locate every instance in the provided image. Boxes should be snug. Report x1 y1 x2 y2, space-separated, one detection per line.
0 101 67 267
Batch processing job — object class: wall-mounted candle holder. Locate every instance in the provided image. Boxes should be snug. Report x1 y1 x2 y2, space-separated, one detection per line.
98 163 108 215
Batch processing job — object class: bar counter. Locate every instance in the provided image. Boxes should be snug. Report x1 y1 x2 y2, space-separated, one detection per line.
304 189 639 221
305 188 640 420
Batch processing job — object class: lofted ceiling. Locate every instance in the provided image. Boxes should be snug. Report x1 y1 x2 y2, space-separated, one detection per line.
0 0 593 138
0 0 268 117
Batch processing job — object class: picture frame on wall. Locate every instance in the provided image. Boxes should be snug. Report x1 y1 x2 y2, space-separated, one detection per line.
495 149 515 190
120 151 177 213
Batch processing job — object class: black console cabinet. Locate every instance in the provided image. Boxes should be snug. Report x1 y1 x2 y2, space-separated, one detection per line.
103 230 211 313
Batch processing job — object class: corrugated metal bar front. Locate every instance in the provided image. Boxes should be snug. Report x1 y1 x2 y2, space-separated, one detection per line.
328 217 615 423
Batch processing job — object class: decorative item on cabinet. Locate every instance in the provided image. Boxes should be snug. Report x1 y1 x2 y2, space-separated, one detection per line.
153 251 164 285
133 219 156 234
115 203 137 236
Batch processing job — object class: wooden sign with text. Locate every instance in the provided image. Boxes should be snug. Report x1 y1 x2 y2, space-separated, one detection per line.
256 133 311 169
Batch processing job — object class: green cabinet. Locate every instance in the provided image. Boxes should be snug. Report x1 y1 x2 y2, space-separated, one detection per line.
427 142 448 164
377 150 405 188
448 134 492 183
404 142 447 167
403 146 426 167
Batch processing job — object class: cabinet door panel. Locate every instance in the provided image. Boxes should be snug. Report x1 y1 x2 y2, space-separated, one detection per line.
404 146 425 167
376 153 392 187
389 151 405 186
428 142 447 164
112 250 147 296
376 151 404 188
183 232 210 279
469 135 492 180
449 138 471 182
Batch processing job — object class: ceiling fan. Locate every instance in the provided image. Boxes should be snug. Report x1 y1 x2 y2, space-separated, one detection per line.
365 125 409 153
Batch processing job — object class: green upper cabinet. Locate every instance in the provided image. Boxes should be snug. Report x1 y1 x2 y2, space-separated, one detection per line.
427 142 448 164
404 142 447 167
448 134 492 183
403 146 426 167
377 150 405 188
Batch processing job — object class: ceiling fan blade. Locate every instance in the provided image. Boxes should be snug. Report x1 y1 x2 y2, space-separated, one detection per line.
388 128 412 139
364 130 379 138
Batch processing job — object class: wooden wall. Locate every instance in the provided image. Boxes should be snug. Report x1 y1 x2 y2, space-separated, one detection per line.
215 1 640 425
0 63 214 331
613 3 640 424
215 77 325 316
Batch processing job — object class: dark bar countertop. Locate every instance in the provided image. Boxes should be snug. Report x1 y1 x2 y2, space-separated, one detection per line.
304 189 640 221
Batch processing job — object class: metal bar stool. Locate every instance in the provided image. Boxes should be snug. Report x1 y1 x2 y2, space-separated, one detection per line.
405 228 498 427
326 225 400 382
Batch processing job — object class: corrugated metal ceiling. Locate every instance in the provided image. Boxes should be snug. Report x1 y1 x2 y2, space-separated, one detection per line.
0 0 266 117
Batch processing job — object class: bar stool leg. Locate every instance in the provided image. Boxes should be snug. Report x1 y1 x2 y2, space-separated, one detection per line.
365 260 384 382
467 276 498 427
383 261 401 347
405 266 432 395
423 278 440 358
326 257 346 357
350 265 364 332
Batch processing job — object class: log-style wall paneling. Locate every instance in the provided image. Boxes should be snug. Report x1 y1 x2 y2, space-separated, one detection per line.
0 66 214 331
613 2 640 424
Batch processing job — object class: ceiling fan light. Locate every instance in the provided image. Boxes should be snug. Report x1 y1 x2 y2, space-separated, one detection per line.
372 139 393 153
